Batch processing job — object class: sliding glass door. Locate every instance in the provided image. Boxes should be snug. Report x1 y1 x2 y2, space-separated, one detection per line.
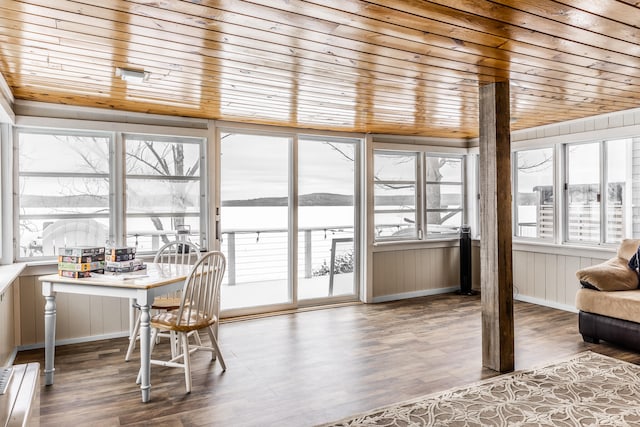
220 132 291 311
298 137 357 301
219 130 359 313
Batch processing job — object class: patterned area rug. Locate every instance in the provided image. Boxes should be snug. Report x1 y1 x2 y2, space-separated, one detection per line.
320 352 640 426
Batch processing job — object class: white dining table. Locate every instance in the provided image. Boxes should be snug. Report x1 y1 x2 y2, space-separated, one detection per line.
38 262 192 403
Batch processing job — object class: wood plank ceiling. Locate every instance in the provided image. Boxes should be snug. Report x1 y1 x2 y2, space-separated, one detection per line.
1 0 639 138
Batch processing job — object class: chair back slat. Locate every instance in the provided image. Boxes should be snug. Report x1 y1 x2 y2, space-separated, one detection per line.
154 241 201 266
177 251 226 327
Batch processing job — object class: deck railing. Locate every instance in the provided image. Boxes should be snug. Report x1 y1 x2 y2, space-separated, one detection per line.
220 226 354 285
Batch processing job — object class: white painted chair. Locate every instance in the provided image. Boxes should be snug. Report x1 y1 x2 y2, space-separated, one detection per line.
146 251 227 393
125 240 202 361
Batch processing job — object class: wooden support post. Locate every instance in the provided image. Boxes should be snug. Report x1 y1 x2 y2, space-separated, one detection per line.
479 81 514 373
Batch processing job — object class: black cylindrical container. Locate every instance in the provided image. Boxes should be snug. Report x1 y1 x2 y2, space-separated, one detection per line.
459 225 473 295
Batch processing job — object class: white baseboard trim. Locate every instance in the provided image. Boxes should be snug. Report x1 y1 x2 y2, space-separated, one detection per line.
18 331 129 351
372 286 460 303
514 294 578 313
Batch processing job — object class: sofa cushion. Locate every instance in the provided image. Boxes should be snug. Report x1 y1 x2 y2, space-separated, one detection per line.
575 256 639 291
617 239 640 261
576 288 640 324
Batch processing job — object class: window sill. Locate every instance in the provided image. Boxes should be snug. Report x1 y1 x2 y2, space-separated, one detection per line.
0 263 27 295
512 239 617 259
372 238 459 252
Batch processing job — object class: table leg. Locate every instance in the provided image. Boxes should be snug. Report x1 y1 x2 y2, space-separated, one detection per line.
43 287 57 386
139 304 151 402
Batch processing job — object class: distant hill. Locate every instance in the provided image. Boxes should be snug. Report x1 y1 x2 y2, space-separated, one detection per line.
223 193 354 206
223 192 459 207
21 194 108 207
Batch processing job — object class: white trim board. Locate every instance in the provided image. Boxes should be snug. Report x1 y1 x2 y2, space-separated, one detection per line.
17 331 129 351
514 294 578 314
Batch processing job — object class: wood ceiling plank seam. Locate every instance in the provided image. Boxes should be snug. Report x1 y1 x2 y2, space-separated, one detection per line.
3 77 636 123
10 58 637 115
231 0 640 75
4 36 640 118
490 0 640 45
12 0 640 95
3 4 640 103
557 0 640 27
115 0 640 83
4 0 640 136
344 0 640 68
13 79 595 125
6 19 640 107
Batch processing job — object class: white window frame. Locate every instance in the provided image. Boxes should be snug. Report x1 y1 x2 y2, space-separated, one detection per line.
512 146 556 242
373 143 467 243
373 149 420 241
15 128 114 260
123 133 207 253
424 153 465 239
14 126 208 261
562 139 632 246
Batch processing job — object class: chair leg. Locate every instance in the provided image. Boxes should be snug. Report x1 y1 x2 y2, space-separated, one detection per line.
181 332 192 393
125 310 142 362
206 326 226 371
169 331 178 359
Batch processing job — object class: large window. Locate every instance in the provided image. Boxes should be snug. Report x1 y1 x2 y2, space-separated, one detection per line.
514 148 554 239
16 129 205 259
373 151 418 240
17 131 111 257
514 139 632 245
373 149 465 241
564 139 631 244
425 155 463 237
125 135 204 252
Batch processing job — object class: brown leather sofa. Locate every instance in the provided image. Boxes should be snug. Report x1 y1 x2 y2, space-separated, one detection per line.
575 239 640 352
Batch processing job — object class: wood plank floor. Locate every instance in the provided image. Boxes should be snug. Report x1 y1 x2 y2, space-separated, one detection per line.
14 293 640 426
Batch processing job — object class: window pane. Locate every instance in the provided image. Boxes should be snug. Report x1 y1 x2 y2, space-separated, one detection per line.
606 139 630 243
426 211 462 235
374 213 417 239
126 137 200 176
20 177 109 216
375 152 416 181
298 137 356 300
220 132 290 310
20 133 109 174
374 184 416 212
426 155 463 236
374 151 417 240
515 148 554 239
17 132 111 258
125 135 202 251
427 156 462 183
126 179 200 214
426 184 462 209
567 143 600 243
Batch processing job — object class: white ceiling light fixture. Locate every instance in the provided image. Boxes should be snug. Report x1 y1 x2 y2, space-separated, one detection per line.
115 67 150 83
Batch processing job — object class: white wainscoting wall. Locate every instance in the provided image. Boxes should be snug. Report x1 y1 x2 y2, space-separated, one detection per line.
372 245 466 302
512 249 610 312
17 275 130 349
0 280 16 365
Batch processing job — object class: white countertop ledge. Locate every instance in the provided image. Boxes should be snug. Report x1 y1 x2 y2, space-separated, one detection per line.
0 263 27 295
